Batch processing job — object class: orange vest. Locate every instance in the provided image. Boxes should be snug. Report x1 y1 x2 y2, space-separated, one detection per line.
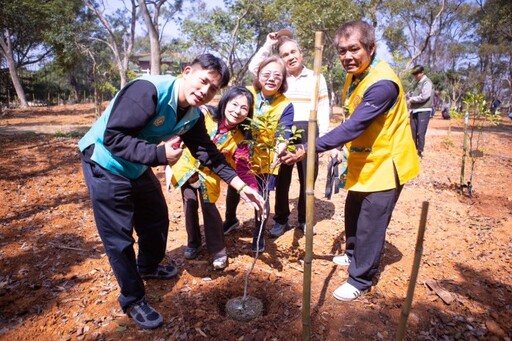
342 60 420 191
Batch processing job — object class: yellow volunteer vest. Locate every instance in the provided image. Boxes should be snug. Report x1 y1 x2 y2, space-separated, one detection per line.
170 107 244 203
247 86 291 175
342 60 420 191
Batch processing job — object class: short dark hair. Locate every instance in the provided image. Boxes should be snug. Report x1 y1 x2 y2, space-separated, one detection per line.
211 86 254 139
190 54 230 88
335 20 376 58
252 56 288 94
411 65 425 75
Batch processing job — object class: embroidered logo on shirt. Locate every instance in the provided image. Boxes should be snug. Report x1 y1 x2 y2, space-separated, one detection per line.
154 116 165 127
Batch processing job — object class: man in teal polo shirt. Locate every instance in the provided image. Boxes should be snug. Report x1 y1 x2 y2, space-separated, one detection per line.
79 54 264 329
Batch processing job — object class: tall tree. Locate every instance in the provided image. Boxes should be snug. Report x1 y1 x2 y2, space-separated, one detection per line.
476 0 512 102
83 0 137 87
431 2 478 71
181 0 282 84
43 1 99 103
380 0 447 69
0 0 67 107
138 0 186 75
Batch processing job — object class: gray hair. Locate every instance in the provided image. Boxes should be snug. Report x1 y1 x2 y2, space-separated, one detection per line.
334 20 376 57
277 36 302 54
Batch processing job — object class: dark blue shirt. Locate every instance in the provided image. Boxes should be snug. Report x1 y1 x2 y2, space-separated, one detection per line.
315 80 399 152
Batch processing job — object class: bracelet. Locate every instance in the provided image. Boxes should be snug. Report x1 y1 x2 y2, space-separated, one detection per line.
237 183 247 194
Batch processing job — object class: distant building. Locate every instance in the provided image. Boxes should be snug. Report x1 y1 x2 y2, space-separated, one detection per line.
131 53 186 75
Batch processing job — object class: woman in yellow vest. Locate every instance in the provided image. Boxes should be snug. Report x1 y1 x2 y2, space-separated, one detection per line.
170 86 258 269
224 56 295 253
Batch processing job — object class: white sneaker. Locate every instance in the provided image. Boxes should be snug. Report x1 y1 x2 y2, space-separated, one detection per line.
212 255 228 270
212 248 228 270
332 254 351 266
333 282 368 301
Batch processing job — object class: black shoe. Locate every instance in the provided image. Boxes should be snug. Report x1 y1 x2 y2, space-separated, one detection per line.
126 299 163 329
223 219 240 235
269 222 289 238
184 247 200 260
139 264 178 280
251 237 265 253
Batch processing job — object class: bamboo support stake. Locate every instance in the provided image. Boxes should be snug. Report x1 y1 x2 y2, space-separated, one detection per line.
302 31 324 341
396 201 429 340
460 111 469 195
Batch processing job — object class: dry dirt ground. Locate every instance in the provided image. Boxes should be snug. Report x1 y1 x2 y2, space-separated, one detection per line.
0 104 511 341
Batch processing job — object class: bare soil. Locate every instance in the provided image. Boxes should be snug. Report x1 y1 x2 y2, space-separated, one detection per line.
0 104 511 341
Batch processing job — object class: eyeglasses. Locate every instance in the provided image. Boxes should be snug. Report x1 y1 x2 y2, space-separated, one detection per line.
259 72 283 81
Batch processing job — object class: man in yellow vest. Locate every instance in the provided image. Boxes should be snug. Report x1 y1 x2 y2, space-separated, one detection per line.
280 20 420 301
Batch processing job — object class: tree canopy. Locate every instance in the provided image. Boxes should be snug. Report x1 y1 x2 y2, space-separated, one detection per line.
1 0 510 111
0 0 85 106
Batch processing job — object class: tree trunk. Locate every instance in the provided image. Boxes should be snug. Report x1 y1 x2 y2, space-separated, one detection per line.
116 56 128 88
0 28 28 108
6 59 28 108
139 0 161 75
93 61 101 117
70 75 80 103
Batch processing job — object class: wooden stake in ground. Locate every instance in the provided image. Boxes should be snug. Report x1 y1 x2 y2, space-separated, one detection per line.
302 31 324 341
460 111 469 195
396 201 429 340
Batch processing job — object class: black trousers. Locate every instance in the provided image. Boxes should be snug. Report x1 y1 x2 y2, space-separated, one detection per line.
274 121 318 225
181 182 225 254
344 177 403 291
410 110 431 155
225 185 240 225
81 150 168 311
